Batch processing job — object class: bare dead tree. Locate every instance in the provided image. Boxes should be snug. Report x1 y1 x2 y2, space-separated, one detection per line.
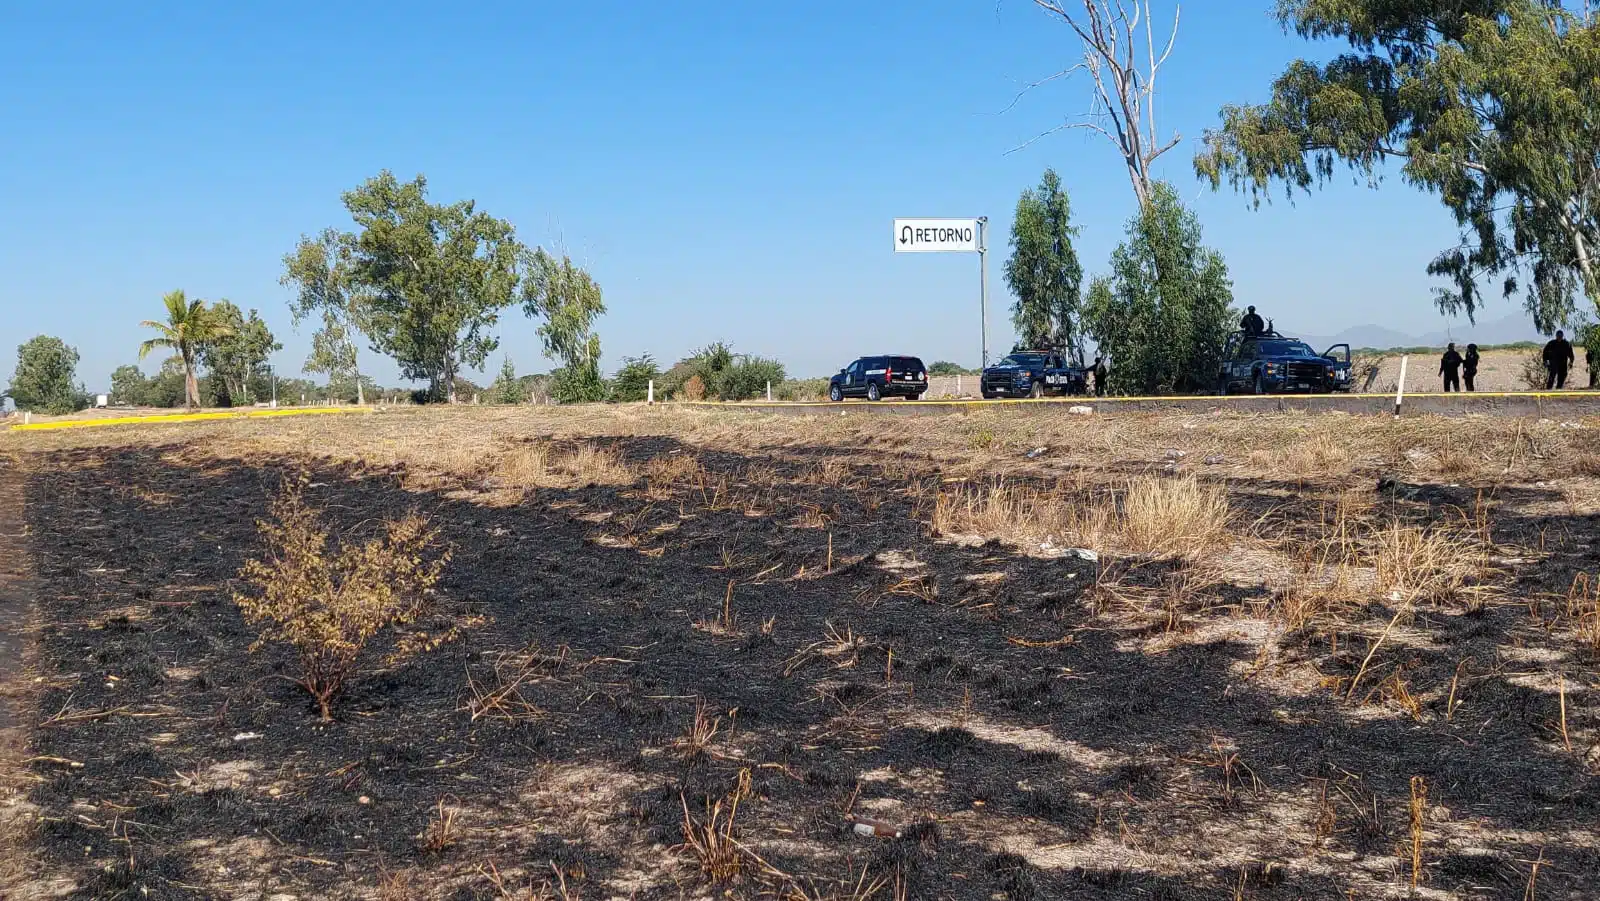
1010 0 1181 212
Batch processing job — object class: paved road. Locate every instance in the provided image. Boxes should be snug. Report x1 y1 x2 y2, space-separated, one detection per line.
704 391 1600 417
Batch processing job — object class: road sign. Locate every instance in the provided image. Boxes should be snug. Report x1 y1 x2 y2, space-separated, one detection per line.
893 218 980 253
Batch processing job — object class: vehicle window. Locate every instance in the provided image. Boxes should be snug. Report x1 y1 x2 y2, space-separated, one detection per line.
1258 340 1316 357
999 353 1050 367
848 360 862 375
1240 342 1258 359
888 356 923 372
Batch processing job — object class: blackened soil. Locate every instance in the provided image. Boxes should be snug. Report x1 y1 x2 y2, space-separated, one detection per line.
10 437 1598 900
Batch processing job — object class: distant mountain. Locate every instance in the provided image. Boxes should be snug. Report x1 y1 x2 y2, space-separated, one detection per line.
1291 312 1545 351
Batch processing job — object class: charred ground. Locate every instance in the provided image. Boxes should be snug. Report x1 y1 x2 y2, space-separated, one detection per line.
0 407 1596 900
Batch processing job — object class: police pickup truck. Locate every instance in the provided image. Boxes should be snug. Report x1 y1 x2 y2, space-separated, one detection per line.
1216 330 1352 395
979 351 1087 399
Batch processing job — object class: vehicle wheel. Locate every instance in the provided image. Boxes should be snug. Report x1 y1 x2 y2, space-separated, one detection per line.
1028 381 1043 399
867 383 881 402
829 385 842 402
906 392 922 401
1252 372 1266 395
981 389 996 400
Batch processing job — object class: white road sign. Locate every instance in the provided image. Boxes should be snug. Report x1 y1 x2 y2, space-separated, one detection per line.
893 218 980 253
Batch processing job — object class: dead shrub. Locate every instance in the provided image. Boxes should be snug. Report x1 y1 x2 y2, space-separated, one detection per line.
233 478 458 720
1120 475 1229 560
680 375 707 402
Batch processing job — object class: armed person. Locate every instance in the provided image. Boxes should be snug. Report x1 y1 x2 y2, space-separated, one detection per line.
1588 344 1596 388
1239 306 1265 337
1092 355 1107 397
1439 343 1463 392
1463 343 1480 392
1543 330 1576 389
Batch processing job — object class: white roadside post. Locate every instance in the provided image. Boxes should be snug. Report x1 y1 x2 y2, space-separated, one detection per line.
1394 355 1409 419
647 380 654 405
766 381 772 402
894 217 987 368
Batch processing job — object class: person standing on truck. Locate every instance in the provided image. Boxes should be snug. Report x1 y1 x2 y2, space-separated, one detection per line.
1463 343 1480 392
1544 330 1575 389
1240 306 1265 337
1092 356 1107 397
1439 343 1463 392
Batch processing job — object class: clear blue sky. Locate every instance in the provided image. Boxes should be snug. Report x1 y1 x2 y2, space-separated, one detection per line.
0 0 1531 389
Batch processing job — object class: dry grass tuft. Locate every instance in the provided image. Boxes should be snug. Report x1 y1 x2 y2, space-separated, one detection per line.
563 443 636 486
676 699 724 758
1120 476 1230 560
419 797 462 853
498 443 552 487
784 622 864 676
678 794 743 884
1370 518 1494 606
495 441 637 489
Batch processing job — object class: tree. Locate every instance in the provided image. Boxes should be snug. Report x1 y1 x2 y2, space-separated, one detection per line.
1014 1 1182 212
611 354 661 402
928 361 971 376
282 228 373 404
342 172 522 403
199 301 281 407
7 336 87 414
1005 169 1085 358
521 248 606 403
109 365 151 406
139 290 232 410
1195 1 1600 329
489 356 528 404
1082 183 1236 395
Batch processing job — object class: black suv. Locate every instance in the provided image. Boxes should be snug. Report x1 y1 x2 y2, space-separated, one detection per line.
1217 330 1352 394
980 351 1086 399
829 355 928 401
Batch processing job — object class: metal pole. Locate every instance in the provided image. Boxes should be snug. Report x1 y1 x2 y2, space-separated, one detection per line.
978 216 990 369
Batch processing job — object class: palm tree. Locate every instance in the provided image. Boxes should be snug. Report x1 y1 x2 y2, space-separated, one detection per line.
139 290 232 410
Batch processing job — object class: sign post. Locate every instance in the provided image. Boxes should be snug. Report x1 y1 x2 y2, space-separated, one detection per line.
894 217 988 368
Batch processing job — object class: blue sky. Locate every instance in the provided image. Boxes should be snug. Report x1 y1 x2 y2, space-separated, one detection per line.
0 1 1533 389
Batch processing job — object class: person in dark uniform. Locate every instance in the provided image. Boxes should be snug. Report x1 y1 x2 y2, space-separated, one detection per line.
1240 306 1265 337
1588 343 1596 388
1463 343 1480 392
1543 330 1575 389
1092 356 1107 397
1439 343 1463 392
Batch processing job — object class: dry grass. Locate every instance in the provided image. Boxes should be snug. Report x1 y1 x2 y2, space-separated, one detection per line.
419 797 462 853
495 441 637 489
676 699 724 758
677 794 743 884
784 622 863 676
1120 476 1230 560
1369 518 1493 606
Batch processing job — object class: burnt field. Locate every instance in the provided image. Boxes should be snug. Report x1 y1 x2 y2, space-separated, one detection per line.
1 407 1598 900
